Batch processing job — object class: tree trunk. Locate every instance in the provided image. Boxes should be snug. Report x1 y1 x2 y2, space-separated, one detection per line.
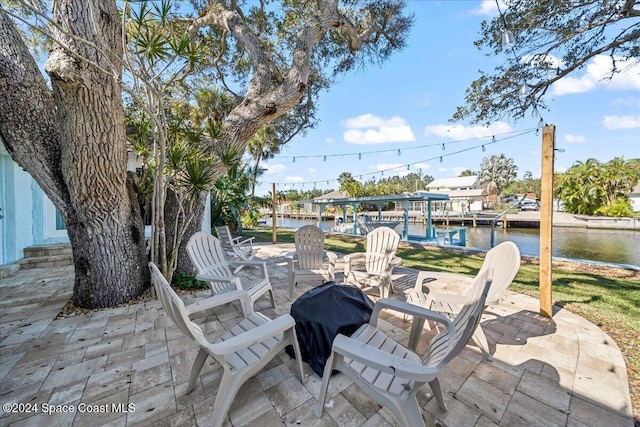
0 2 148 308
165 188 207 277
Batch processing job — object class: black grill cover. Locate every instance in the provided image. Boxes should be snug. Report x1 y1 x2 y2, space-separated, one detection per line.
286 281 374 376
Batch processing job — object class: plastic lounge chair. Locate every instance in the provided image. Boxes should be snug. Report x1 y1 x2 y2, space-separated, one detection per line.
316 269 493 427
285 225 338 298
343 226 401 298
407 241 520 360
187 231 275 308
214 225 257 270
148 262 304 427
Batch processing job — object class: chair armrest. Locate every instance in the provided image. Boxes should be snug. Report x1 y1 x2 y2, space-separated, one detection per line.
426 292 471 306
230 260 269 279
389 256 402 267
207 314 295 355
414 271 438 293
370 298 451 328
331 334 437 382
325 251 338 264
343 252 365 263
185 290 252 317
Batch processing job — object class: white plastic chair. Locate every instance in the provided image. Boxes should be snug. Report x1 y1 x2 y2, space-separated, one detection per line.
148 262 304 427
285 225 338 298
343 226 401 298
407 241 520 360
187 231 275 308
214 225 257 270
316 269 493 427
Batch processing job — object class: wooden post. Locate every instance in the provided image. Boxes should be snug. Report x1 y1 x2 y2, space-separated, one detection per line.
539 125 555 317
271 183 277 243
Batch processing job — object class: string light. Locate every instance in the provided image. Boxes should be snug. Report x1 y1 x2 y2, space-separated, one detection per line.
270 128 537 187
441 143 445 151
292 156 296 163
397 149 401 156
482 145 486 152
358 153 361 160
323 155 326 161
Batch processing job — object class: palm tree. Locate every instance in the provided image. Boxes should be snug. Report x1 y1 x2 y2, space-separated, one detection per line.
478 154 518 196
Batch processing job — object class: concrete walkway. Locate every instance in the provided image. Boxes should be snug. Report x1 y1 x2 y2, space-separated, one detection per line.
0 243 634 426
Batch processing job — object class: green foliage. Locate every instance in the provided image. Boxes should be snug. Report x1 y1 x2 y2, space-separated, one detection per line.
455 0 640 123
172 272 208 290
556 157 640 216
241 209 260 229
478 154 518 195
503 175 541 199
210 164 253 228
595 199 634 218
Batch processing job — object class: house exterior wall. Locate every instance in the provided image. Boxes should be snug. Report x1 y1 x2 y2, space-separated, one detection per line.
1 148 211 266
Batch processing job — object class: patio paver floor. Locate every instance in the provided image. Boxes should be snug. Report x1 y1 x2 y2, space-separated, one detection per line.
0 243 634 426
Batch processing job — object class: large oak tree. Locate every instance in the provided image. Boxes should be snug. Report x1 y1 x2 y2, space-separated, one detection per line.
0 0 412 308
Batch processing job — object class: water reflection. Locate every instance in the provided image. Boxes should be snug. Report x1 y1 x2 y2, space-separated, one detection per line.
270 218 640 266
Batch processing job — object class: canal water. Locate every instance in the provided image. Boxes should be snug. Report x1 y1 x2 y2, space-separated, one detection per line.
267 217 640 267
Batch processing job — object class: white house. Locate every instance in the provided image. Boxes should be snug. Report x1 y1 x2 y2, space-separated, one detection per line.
0 139 210 268
423 175 485 213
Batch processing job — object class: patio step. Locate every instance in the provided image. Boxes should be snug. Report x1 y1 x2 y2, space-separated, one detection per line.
19 244 73 269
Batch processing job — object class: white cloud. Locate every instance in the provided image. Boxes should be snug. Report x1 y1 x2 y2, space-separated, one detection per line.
343 114 416 145
437 167 449 173
470 0 504 15
564 134 586 144
602 115 640 129
374 163 405 172
612 97 640 107
551 55 640 95
325 137 335 144
308 168 317 173
285 176 304 183
451 166 468 176
414 162 431 171
265 164 285 174
424 121 513 139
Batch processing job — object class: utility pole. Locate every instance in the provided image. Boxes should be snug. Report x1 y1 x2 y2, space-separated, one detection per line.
539 125 555 317
271 183 277 243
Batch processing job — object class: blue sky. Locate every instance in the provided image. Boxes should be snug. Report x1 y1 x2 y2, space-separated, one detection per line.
255 0 640 197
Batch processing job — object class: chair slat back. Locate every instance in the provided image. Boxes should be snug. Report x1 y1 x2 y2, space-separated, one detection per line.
423 269 493 368
187 232 235 294
294 225 326 269
149 262 206 345
479 241 520 304
364 227 400 273
214 225 236 254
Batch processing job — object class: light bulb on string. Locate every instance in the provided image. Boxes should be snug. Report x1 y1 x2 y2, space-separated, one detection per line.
358 153 361 160
519 82 531 98
407 164 410 170
482 145 486 152
439 156 443 163
292 156 296 163
397 149 401 156
501 28 515 51
323 155 326 161
442 143 445 151
492 135 496 143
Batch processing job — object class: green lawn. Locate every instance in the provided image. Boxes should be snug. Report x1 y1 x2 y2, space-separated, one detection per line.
244 227 640 418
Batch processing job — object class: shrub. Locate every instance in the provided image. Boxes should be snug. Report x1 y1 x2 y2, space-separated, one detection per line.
594 199 634 217
172 273 208 290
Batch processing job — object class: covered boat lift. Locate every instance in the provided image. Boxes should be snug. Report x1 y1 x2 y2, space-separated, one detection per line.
311 192 465 244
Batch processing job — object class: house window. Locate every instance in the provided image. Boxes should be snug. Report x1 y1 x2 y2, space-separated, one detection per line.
55 209 66 230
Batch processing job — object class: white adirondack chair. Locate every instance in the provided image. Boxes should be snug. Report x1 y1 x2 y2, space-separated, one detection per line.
214 225 257 270
407 241 520 360
285 225 338 298
148 262 304 427
187 231 275 308
343 226 401 298
316 269 493 427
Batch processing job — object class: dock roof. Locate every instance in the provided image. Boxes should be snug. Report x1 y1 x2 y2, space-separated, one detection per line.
312 191 450 205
